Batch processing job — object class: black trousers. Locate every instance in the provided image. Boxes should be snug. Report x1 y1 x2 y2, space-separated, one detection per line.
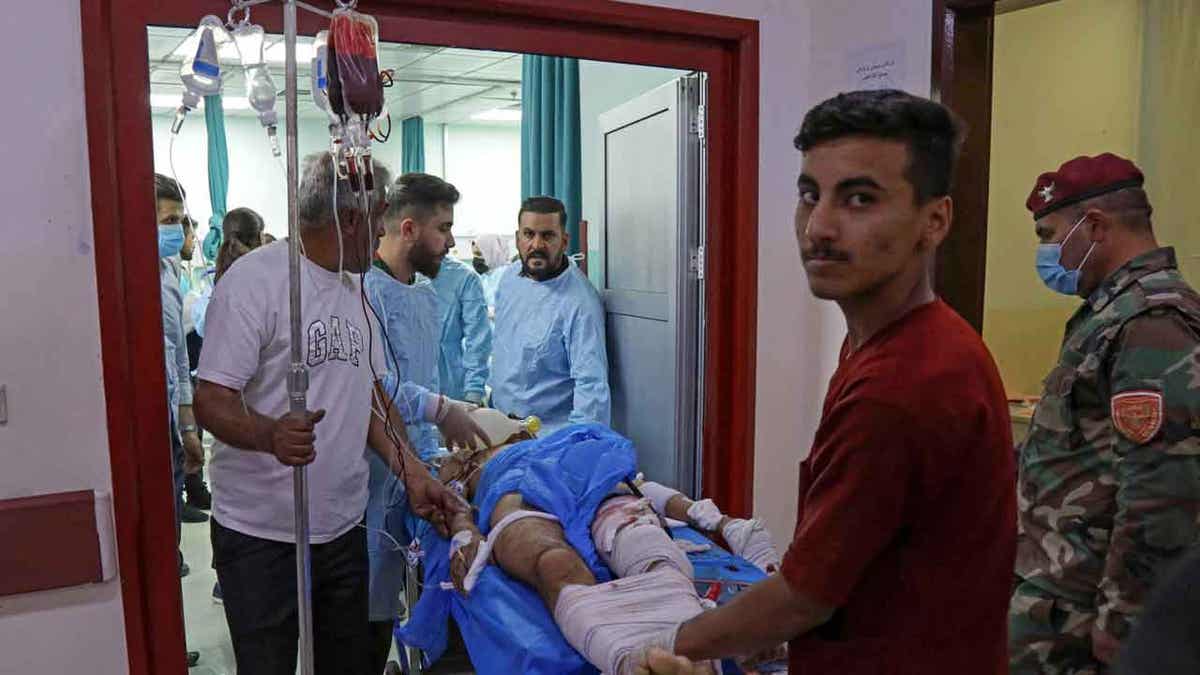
211 518 371 675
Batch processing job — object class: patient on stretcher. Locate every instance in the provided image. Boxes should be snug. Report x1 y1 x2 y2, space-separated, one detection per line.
423 409 781 675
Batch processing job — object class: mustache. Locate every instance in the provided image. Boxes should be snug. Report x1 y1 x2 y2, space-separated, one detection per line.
800 243 851 263
526 251 549 260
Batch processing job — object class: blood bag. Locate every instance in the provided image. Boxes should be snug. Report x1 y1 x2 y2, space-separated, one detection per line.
327 9 383 119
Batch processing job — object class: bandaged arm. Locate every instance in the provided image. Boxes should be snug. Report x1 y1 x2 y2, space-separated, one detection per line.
640 481 729 532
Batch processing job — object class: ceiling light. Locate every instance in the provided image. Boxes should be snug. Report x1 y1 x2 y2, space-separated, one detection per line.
472 108 522 122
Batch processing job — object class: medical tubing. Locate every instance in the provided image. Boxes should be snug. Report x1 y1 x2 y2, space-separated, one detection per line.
167 134 196 232
330 153 344 277
354 177 427 484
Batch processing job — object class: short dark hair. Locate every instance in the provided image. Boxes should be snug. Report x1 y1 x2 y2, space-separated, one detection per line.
1063 186 1154 232
794 89 965 204
385 173 460 226
518 196 567 229
155 173 186 204
297 151 392 231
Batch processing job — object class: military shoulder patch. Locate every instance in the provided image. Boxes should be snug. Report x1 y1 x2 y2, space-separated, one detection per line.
1111 391 1164 444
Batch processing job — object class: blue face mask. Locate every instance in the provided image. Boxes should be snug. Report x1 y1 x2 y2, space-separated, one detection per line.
158 223 185 259
1035 215 1095 296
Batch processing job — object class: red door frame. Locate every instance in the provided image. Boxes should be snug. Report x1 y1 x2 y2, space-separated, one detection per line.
81 1 758 673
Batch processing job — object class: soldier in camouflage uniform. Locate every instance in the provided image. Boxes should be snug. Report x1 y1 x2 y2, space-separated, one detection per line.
1010 153 1200 674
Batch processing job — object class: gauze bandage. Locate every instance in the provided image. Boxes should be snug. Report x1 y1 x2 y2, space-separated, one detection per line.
638 480 682 516
721 518 781 573
686 499 724 532
592 496 693 579
553 565 712 675
453 509 560 594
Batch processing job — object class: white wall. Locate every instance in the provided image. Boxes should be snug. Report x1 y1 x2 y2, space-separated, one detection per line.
442 123 522 248
423 122 447 178
0 2 130 674
151 111 409 242
631 0 933 545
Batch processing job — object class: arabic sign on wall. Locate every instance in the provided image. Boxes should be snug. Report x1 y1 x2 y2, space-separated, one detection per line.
847 41 907 91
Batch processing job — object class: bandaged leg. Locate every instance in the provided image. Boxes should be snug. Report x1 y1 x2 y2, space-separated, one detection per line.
554 565 716 675
721 518 781 574
592 496 693 579
451 507 561 593
487 493 598 610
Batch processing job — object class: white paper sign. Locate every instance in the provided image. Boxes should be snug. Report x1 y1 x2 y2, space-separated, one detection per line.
847 42 907 91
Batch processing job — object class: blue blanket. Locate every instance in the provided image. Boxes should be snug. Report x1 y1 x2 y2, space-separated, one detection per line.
396 424 634 674
394 424 772 674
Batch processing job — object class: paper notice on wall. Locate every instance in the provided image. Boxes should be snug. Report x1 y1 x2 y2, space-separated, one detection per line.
847 42 907 91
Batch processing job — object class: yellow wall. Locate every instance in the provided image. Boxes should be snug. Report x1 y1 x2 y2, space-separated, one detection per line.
984 0 1144 397
1138 0 1200 287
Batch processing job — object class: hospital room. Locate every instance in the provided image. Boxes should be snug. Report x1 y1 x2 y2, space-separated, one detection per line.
146 20 705 674
3 1 1199 674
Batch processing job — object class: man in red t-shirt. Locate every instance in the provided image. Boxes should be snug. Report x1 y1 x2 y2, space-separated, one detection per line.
639 89 1017 675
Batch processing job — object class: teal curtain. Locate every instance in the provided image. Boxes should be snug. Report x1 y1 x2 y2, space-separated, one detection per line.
520 55 582 254
402 116 426 173
201 93 229 263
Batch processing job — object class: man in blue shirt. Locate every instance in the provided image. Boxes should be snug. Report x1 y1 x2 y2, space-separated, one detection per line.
490 196 610 433
154 174 203 668
364 173 492 673
429 255 492 404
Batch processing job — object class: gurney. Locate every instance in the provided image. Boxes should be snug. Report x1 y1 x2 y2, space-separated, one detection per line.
394 523 781 674
387 425 786 675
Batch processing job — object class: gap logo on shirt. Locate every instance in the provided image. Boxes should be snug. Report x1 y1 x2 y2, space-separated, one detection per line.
306 315 365 368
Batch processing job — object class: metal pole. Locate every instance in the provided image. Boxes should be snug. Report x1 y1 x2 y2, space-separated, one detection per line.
283 2 315 674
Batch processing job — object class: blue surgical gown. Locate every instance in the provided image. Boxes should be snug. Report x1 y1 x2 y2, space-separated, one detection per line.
428 257 492 402
480 264 509 308
489 260 611 433
363 265 444 622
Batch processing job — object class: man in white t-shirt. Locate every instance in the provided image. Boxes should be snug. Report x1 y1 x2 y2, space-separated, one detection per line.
194 152 465 675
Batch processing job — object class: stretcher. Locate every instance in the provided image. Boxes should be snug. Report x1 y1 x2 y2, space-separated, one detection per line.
392 521 785 674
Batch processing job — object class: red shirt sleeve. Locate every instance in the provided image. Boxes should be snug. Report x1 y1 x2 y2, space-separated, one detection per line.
780 395 915 608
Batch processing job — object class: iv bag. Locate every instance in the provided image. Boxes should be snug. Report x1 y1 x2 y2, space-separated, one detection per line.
327 9 383 119
178 15 233 108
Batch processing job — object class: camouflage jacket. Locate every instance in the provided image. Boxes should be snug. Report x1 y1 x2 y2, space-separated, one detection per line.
1016 247 1200 644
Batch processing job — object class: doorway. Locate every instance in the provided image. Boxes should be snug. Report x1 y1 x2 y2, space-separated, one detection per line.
83 2 757 673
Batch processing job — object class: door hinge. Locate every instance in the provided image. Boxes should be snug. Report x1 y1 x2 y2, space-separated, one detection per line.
689 246 705 280
696 104 706 143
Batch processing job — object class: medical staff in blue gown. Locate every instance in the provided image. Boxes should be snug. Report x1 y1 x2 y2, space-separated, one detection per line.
362 173 493 675
490 196 610 434
428 255 492 404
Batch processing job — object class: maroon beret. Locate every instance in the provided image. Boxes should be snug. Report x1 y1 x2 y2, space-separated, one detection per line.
1026 153 1144 220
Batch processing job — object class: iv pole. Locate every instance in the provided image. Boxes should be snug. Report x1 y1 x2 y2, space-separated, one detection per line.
282 1 316 673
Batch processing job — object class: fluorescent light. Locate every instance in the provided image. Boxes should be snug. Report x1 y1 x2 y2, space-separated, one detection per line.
472 108 522 122
150 93 251 110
